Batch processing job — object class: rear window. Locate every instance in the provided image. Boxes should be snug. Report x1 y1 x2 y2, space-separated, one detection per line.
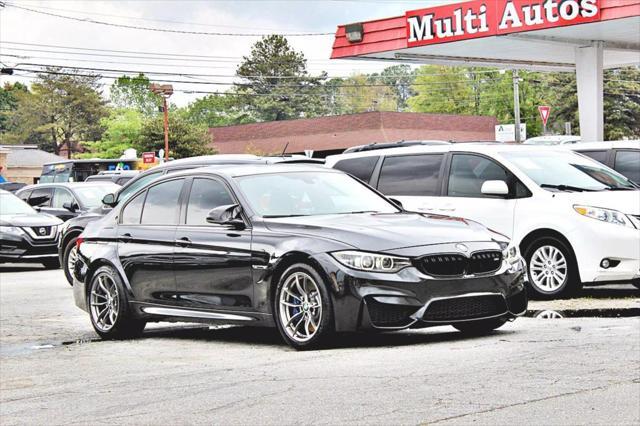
333 156 379 183
377 154 444 196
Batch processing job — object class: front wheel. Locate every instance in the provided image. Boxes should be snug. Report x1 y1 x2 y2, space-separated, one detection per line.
274 263 334 350
453 317 507 335
88 266 146 339
524 237 581 299
62 237 79 286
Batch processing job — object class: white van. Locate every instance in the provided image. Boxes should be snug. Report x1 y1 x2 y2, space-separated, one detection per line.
326 143 640 299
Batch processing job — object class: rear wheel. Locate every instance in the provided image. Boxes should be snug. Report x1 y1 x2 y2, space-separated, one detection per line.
274 263 334 350
453 317 507 335
524 236 581 299
62 237 79 286
88 266 145 339
41 259 60 269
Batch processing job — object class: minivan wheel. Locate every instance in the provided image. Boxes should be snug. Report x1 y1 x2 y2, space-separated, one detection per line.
62 237 79 286
88 266 145 339
524 237 581 299
274 263 334 350
453 317 507 335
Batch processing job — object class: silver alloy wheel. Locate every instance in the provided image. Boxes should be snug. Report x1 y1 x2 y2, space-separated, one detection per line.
67 245 78 276
90 273 119 332
535 310 564 319
278 272 322 343
529 245 568 293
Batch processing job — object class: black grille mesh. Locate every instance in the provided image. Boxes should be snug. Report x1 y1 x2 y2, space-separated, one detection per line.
418 251 502 277
422 295 507 321
366 299 417 327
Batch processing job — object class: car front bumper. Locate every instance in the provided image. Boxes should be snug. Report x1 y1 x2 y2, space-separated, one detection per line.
0 233 59 263
313 253 528 332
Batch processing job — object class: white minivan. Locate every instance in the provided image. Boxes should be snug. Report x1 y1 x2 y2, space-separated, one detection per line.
326 144 640 299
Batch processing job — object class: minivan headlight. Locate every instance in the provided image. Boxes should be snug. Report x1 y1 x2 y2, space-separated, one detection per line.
574 205 631 227
331 250 411 273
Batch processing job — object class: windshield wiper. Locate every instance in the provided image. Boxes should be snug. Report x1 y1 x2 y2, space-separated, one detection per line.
603 187 636 191
262 214 310 218
540 184 596 192
348 210 380 214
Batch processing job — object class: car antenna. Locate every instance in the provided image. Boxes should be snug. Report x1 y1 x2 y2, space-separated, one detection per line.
281 142 289 157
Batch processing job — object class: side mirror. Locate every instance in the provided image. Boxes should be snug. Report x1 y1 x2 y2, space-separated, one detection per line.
206 204 245 229
102 193 117 207
481 180 509 196
389 198 403 208
62 201 78 212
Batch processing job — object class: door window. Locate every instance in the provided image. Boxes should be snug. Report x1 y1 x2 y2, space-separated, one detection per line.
18 190 32 202
140 179 184 225
578 150 608 164
121 191 146 225
378 154 444 196
614 150 640 183
185 179 235 225
333 156 379 183
28 188 53 207
117 171 162 204
52 188 76 209
447 154 509 198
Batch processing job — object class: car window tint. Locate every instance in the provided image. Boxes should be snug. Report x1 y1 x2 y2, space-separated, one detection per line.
614 150 640 183
333 156 379 182
28 188 53 207
141 179 184 225
186 178 234 225
117 171 162 203
578 150 608 164
52 188 75 208
448 154 508 198
378 154 444 196
121 191 146 225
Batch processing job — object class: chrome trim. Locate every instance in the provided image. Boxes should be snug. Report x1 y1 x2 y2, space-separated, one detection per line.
410 292 507 321
141 306 255 321
18 254 58 259
21 225 58 240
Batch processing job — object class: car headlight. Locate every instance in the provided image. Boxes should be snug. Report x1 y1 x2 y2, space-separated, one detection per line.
503 244 519 262
0 226 25 236
574 205 631 227
331 250 412 273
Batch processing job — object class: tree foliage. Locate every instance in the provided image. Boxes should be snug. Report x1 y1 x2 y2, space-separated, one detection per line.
136 113 215 159
332 74 398 114
110 74 161 116
78 109 143 159
181 94 254 128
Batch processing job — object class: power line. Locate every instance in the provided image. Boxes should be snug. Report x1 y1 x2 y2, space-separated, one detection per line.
4 2 333 37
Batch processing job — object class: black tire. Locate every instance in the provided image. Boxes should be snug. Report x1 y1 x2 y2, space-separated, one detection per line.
273 263 334 350
523 236 581 300
453 317 507 335
88 265 146 340
62 236 78 286
41 259 60 269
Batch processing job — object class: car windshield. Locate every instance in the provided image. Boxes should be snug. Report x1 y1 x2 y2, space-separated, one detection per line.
0 192 36 215
236 171 400 217
502 151 636 191
74 184 120 208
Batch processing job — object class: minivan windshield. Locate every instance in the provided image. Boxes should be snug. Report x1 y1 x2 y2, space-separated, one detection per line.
0 192 36 215
236 171 400 217
502 151 636 191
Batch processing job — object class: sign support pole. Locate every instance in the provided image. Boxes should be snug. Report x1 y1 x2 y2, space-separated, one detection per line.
513 69 521 143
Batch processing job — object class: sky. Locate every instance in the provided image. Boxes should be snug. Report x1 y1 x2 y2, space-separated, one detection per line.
0 0 454 106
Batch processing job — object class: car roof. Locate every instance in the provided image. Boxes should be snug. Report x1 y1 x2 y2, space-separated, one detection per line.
167 163 336 179
566 140 640 150
19 182 119 190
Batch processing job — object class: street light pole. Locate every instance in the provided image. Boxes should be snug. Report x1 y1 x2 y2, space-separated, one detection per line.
512 69 521 143
149 83 174 162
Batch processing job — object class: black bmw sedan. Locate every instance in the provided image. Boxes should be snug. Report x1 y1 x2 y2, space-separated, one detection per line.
1 190 63 268
72 165 528 349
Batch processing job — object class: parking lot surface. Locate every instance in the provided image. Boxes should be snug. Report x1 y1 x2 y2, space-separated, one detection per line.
1 265 639 425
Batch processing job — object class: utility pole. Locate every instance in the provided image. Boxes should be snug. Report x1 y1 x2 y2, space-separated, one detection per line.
512 69 521 143
149 83 174 162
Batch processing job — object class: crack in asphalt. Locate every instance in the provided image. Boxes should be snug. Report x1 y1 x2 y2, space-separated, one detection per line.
423 378 640 425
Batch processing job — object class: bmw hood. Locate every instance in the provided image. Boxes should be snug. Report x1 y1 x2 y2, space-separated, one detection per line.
0 213 62 227
264 212 503 251
561 190 640 215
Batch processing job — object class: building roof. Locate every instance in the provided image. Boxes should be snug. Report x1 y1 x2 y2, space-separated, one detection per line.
209 111 498 155
0 145 65 167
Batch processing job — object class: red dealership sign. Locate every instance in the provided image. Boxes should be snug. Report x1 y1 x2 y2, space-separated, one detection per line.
142 152 156 164
407 0 601 47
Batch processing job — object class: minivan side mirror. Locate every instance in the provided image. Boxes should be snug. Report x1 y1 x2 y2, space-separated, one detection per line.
102 193 117 207
481 180 509 196
389 198 403 209
62 201 78 212
206 204 245 229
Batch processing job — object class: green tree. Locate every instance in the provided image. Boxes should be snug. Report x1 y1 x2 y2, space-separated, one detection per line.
408 65 475 115
337 74 398 114
110 74 161 116
603 67 640 140
78 109 143 158
375 65 416 111
182 94 254 128
136 113 215 159
235 35 328 121
0 82 29 135
3 68 107 156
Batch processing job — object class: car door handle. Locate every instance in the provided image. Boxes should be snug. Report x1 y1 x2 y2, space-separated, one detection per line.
119 233 132 241
175 237 192 247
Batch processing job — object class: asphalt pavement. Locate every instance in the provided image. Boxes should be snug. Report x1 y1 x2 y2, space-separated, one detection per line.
1 264 639 425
